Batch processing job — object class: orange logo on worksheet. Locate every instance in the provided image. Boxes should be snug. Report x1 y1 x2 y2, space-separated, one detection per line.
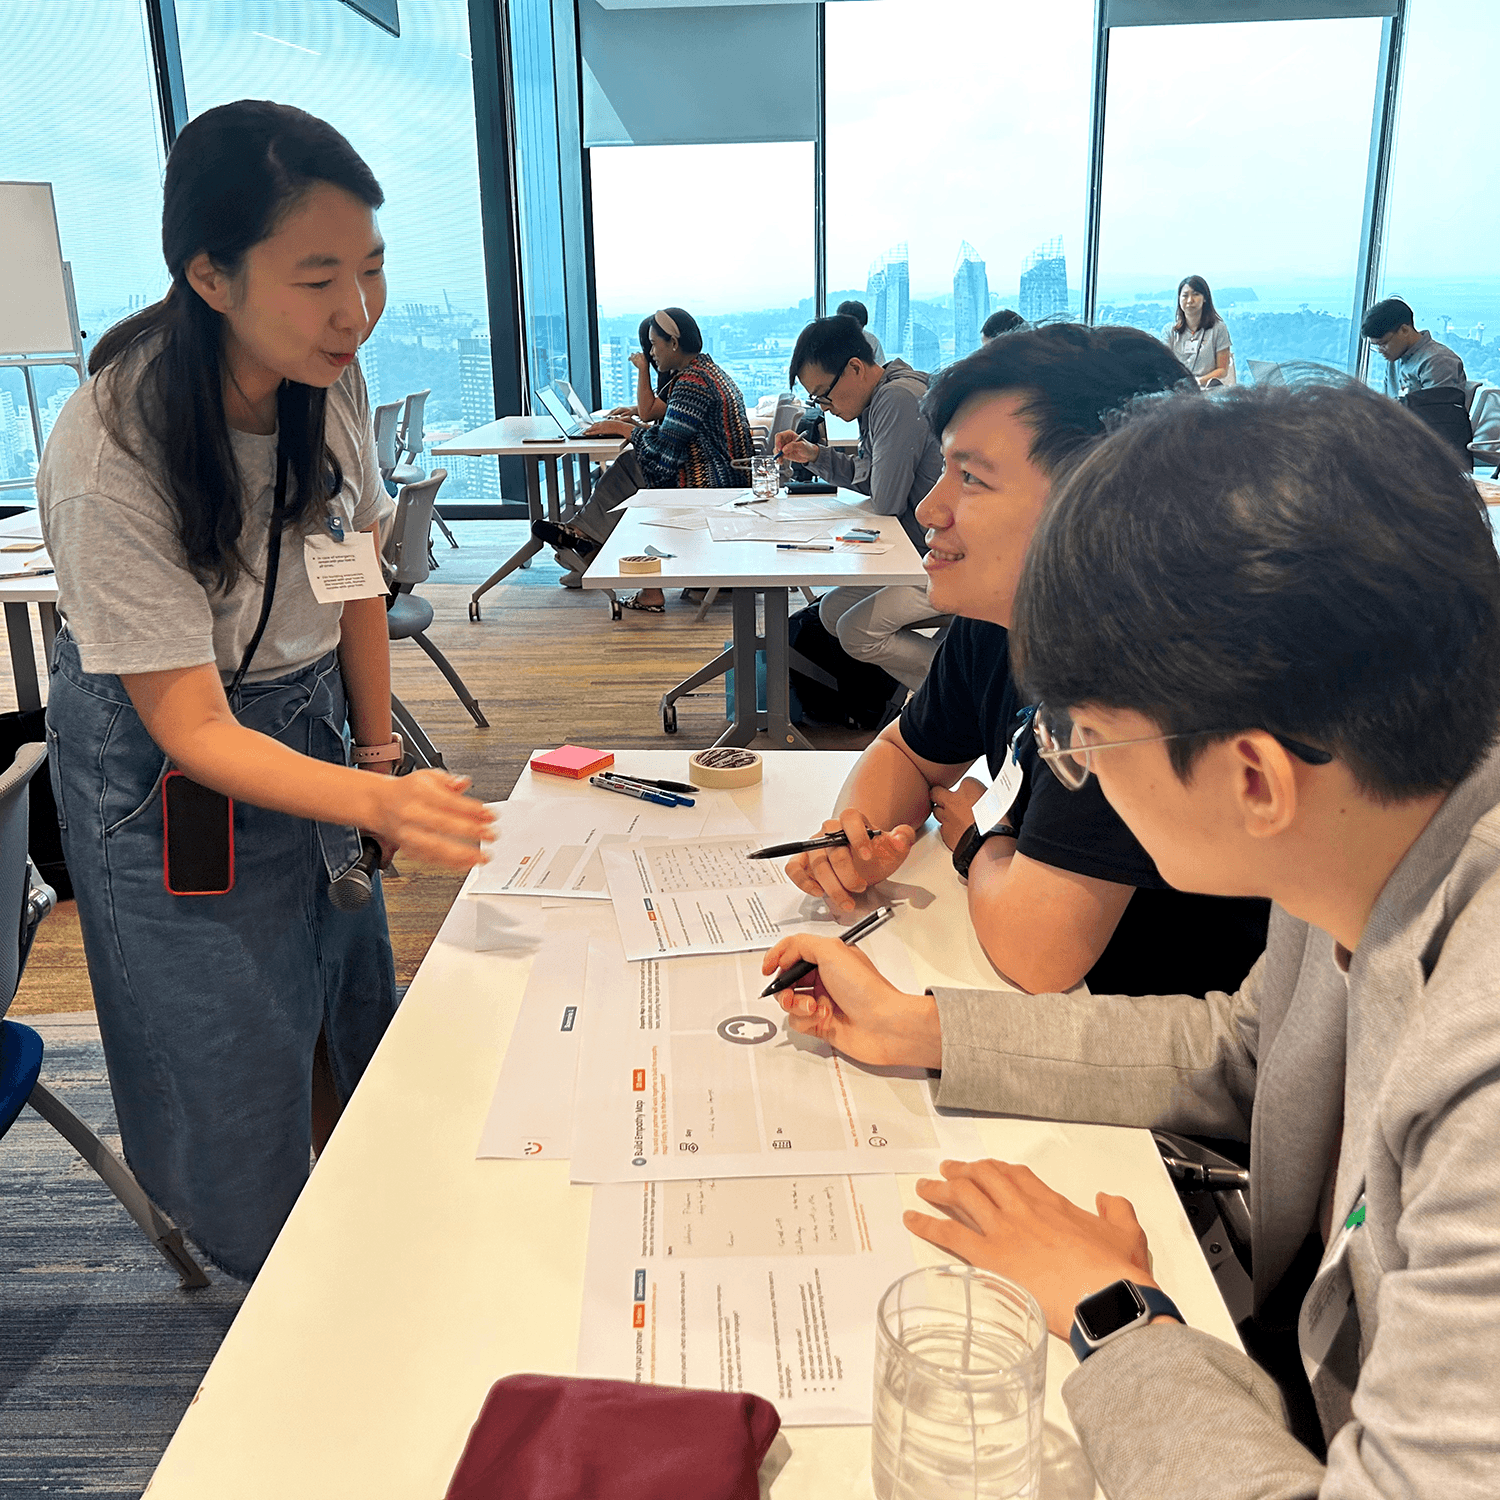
632 1069 646 1091
633 1303 646 1328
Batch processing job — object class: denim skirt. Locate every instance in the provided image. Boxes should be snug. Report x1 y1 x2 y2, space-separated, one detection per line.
45 630 397 1281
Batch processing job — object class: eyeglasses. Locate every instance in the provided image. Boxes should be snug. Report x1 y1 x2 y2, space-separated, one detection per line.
1032 703 1334 791
808 360 852 411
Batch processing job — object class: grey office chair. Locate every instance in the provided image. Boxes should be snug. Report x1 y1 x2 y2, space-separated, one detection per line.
384 470 488 772
373 400 405 483
395 390 458 551
0 743 208 1287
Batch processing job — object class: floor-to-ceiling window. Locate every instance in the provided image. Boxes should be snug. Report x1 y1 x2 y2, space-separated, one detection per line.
589 141 815 408
1094 15 1384 378
1 0 166 500
1377 0 1500 390
825 0 1094 371
177 0 497 493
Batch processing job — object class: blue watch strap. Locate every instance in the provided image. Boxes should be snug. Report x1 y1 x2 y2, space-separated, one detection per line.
1069 1282 1183 1363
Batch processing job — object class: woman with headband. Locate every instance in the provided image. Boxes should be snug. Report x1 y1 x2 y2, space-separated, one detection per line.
533 307 754 611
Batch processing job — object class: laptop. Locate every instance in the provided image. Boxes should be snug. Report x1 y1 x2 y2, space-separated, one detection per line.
536 386 588 439
555 380 597 424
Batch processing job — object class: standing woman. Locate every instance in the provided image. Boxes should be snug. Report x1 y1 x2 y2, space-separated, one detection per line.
1164 275 1233 387
36 101 491 1281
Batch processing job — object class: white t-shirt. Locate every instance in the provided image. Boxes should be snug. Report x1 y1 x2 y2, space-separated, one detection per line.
1164 318 1232 378
38 354 391 683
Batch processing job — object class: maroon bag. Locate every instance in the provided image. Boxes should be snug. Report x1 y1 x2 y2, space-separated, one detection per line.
444 1374 781 1500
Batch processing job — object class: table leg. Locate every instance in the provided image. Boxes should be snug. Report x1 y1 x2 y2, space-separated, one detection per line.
38 602 58 668
712 588 762 748
561 454 577 521
544 457 562 523
468 459 546 620
5 601 41 713
762 587 814 750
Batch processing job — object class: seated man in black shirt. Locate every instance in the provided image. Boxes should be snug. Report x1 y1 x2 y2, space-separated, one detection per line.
786 323 1269 996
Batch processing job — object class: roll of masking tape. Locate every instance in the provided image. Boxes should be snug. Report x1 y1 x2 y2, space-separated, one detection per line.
619 554 661 575
688 747 764 788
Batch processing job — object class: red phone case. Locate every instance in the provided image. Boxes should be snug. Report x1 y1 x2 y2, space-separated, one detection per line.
162 770 236 896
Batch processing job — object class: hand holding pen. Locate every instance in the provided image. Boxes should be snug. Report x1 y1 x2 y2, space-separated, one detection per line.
779 812 917 914
759 904 896 996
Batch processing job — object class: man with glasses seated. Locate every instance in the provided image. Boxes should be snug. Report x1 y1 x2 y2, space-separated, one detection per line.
776 315 946 691
785 323 1269 999
763 379 1500 1497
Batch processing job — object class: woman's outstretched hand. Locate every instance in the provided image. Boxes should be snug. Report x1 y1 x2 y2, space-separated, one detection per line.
365 770 492 870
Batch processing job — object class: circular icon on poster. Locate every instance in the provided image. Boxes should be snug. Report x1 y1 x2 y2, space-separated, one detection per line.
633 1157 647 1167
717 1015 779 1045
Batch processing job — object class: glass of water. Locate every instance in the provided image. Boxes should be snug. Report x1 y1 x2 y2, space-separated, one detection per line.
872 1265 1048 1500
751 453 782 499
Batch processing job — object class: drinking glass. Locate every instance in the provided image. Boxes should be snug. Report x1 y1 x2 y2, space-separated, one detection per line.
751 453 781 499
871 1265 1048 1500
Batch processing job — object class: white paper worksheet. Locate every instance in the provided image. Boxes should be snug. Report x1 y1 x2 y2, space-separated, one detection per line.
577 1174 914 1425
471 801 751 900
602 834 845 959
475 935 592 1159
568 943 980 1183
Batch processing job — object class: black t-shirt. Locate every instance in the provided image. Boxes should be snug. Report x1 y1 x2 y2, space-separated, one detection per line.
899 618 1268 998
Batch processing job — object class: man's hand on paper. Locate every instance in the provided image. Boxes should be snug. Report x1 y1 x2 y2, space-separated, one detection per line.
930 777 986 852
774 429 819 466
784 811 916 914
763 933 941 1070
904 1160 1159 1341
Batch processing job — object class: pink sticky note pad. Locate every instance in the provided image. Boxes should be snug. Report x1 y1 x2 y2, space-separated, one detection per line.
530 745 615 780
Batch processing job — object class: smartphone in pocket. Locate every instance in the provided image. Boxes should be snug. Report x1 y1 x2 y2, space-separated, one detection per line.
162 771 235 895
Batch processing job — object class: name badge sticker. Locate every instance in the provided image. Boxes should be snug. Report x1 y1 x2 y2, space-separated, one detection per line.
303 527 386 603
1299 1194 1365 1379
971 753 1024 832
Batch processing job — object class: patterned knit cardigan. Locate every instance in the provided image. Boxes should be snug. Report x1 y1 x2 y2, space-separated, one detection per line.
631 355 755 488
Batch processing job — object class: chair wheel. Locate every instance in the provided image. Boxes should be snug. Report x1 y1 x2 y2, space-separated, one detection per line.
468 600 481 621
611 600 622 622
663 703 678 734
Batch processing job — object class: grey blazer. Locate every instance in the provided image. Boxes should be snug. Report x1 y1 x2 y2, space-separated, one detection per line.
931 742 1500 1498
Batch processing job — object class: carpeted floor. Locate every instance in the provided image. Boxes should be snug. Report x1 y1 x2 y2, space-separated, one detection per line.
1 1014 249 1499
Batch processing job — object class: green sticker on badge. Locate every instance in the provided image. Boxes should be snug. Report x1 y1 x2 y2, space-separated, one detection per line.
1344 1202 1366 1231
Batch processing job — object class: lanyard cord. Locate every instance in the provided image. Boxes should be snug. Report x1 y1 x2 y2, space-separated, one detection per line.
226 440 291 700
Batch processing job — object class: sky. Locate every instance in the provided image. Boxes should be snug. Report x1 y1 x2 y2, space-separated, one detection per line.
3 0 1496 332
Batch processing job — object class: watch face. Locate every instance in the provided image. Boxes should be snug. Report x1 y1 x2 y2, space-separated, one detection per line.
1075 1280 1146 1343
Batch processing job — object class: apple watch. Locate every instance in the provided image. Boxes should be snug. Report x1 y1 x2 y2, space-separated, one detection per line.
951 819 1018 881
351 733 404 767
1069 1280 1184 1362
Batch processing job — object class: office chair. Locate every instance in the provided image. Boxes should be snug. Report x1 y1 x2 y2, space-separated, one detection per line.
373 400 405 485
384 470 489 771
0 742 208 1287
395 390 459 551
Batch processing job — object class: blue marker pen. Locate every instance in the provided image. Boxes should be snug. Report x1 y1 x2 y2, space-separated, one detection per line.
589 775 679 807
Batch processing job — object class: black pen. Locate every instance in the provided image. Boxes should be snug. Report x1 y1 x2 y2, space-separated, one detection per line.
599 772 698 796
760 905 897 998
747 829 887 860
597 771 695 806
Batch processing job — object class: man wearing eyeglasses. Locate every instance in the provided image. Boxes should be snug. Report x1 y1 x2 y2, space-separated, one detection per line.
785 323 1269 999
777 315 946 691
762 380 1500 1499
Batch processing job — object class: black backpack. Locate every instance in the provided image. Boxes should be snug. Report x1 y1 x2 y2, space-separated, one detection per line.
787 605 905 731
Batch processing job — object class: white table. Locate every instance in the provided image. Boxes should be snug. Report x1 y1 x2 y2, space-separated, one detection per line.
583 492 926 749
145 751 1237 1500
0 510 58 712
430 416 626 620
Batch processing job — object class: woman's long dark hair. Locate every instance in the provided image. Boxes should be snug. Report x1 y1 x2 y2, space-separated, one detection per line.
89 100 384 591
1171 274 1220 335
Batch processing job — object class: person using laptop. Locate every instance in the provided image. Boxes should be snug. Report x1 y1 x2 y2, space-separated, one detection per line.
764 378 1500 1497
786 324 1268 999
775 314 947 690
1361 297 1472 466
532 307 753 612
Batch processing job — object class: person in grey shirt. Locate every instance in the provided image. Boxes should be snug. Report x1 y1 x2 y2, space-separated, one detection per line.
1163 275 1232 386
1361 295 1468 396
762 381 1500 1498
837 298 885 363
777 315 945 690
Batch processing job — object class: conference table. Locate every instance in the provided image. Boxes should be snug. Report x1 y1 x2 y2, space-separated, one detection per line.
430 416 626 620
584 491 927 749
145 750 1238 1500
0 508 59 713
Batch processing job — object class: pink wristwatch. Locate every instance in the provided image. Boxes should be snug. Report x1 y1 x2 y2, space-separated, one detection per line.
351 733 404 767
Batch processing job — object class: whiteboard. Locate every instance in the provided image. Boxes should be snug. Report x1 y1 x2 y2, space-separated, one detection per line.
0 181 74 357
